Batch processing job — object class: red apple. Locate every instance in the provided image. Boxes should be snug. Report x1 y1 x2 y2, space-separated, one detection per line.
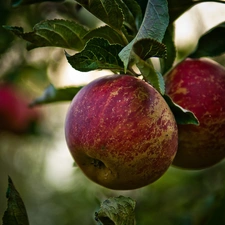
165 58 225 169
0 84 41 134
65 75 178 190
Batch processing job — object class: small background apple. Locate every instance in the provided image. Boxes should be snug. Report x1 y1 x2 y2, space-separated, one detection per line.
0 83 42 134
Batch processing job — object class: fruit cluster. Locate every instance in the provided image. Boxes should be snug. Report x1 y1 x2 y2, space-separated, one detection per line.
65 58 225 190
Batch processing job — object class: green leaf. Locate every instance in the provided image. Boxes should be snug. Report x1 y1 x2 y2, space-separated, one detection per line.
2 176 30 225
164 95 199 125
75 0 124 31
122 0 143 30
29 84 82 106
12 0 64 7
119 0 169 70
118 40 135 71
189 22 225 58
83 26 126 45
114 0 142 34
3 19 89 51
135 0 169 43
121 25 135 43
134 54 165 95
160 24 176 74
76 0 142 34
67 38 124 72
95 196 136 225
133 38 167 60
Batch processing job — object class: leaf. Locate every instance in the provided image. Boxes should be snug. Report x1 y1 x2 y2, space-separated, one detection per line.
83 26 126 45
76 0 142 34
95 196 136 225
133 38 167 60
12 0 64 7
2 176 30 225
160 24 176 74
75 0 124 31
114 0 142 34
164 95 199 125
29 84 82 106
67 38 124 72
118 40 135 71
134 54 165 95
3 19 89 51
119 0 169 70
121 25 135 43
189 22 225 58
122 0 143 30
135 0 169 43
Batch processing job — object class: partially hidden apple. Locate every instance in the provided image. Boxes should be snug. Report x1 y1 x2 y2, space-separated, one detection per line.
65 75 178 190
0 84 41 134
165 58 225 169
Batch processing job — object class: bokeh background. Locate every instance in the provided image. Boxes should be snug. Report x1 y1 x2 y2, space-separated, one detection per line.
1 1 225 225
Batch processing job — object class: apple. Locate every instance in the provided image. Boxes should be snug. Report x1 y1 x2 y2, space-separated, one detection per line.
65 75 178 190
165 58 225 169
0 84 41 134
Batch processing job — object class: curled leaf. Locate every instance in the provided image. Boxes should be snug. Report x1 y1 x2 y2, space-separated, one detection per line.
189 22 225 58
119 0 169 70
133 38 167 60
164 95 199 125
95 196 136 225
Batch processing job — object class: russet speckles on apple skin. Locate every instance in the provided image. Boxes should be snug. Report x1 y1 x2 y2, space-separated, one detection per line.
65 74 178 190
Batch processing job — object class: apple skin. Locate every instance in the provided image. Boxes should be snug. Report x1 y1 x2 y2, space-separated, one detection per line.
65 75 178 190
165 58 225 169
0 84 41 134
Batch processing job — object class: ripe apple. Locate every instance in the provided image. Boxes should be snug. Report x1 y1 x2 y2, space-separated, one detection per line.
65 75 178 190
165 58 225 169
0 84 41 134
